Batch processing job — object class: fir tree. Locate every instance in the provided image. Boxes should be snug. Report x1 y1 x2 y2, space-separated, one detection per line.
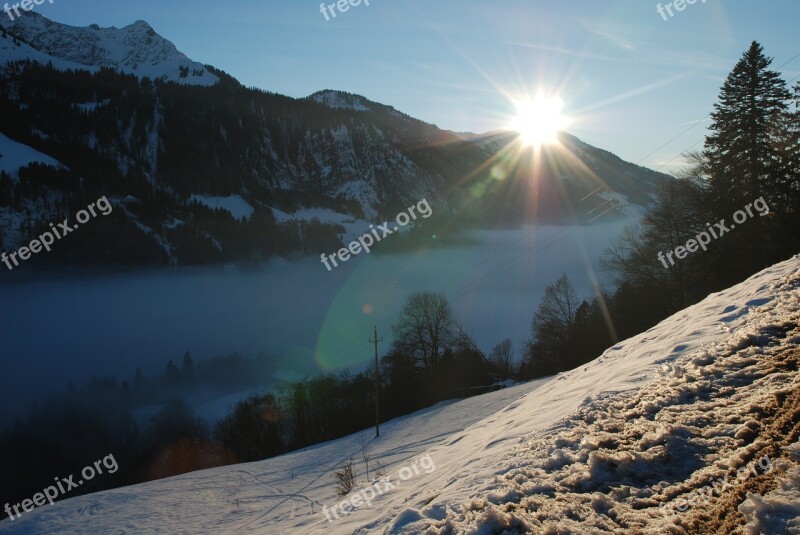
704 41 792 208
703 41 795 272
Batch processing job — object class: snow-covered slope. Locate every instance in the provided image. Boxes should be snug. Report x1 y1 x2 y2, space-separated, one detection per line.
0 132 63 176
0 12 217 86
1 257 797 534
0 27 92 72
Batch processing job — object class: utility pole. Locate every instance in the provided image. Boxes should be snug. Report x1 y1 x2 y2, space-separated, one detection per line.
369 326 383 437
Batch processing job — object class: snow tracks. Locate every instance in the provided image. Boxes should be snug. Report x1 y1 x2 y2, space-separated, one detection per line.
411 260 800 534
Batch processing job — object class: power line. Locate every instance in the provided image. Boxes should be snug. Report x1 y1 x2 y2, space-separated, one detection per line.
636 117 708 166
441 190 603 294
638 49 800 169
373 51 800 351
439 52 800 342
368 326 383 438
449 203 615 304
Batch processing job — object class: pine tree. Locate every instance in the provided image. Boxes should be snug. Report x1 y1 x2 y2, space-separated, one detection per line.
704 41 791 209
765 80 800 259
703 41 794 272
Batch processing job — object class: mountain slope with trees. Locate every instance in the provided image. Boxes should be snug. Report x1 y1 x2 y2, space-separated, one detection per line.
0 13 671 268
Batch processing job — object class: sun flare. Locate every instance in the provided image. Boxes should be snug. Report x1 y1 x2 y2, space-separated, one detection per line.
509 96 569 147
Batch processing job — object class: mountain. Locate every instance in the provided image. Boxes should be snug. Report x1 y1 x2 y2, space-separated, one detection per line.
462 129 668 204
0 13 672 269
0 256 796 533
0 12 217 85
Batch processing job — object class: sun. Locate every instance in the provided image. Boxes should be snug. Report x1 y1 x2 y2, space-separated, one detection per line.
509 96 569 147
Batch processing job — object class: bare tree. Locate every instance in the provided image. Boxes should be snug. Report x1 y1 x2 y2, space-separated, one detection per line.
360 434 371 481
527 275 580 374
489 338 514 376
602 177 707 313
534 275 578 335
392 291 456 372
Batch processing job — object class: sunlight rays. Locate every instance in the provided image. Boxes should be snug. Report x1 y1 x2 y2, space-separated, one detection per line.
508 96 570 148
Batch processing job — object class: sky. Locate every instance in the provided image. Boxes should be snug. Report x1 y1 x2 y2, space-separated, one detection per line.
20 1 800 173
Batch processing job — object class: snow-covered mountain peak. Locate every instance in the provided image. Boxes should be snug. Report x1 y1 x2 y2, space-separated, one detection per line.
129 20 155 31
0 12 218 86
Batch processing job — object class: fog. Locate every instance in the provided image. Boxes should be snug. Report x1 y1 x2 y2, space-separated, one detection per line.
0 212 638 425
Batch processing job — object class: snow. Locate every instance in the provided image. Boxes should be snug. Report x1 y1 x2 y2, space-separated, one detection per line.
74 99 111 112
0 132 63 177
0 132 67 248
333 179 380 220
310 91 371 112
0 380 544 534
1 13 218 86
270 206 370 243
269 207 294 223
740 440 800 534
1 255 797 534
0 29 92 73
189 195 254 221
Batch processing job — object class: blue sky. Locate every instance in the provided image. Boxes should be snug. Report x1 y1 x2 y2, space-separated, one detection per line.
41 1 800 173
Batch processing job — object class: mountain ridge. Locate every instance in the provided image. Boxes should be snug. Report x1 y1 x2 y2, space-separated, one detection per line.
0 14 672 269
0 11 217 85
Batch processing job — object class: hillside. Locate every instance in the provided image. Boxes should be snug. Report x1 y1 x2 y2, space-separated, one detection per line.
1 255 797 534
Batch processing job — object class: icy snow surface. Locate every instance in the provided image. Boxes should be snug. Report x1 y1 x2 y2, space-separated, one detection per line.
0 256 798 534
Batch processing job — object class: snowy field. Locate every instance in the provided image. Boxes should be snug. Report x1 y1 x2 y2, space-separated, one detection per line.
1 256 798 534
